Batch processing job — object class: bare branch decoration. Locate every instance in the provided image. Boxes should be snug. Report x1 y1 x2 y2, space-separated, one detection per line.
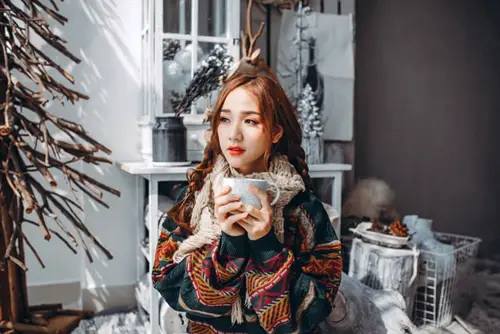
0 0 121 276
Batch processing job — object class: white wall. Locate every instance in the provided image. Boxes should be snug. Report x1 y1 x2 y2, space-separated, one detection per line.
25 0 142 309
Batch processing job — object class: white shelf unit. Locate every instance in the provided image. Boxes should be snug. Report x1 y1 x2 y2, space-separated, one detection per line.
118 161 351 334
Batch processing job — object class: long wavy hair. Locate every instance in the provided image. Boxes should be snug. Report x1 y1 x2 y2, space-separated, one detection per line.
168 73 312 231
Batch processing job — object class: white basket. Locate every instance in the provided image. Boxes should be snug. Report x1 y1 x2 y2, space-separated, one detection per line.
412 232 481 328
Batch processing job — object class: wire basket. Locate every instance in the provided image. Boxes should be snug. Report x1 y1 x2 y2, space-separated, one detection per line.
412 232 481 328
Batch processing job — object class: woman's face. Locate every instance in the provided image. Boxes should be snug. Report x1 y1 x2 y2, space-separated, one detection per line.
217 87 281 175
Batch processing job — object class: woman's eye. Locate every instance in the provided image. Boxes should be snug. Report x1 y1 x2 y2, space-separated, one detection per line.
220 117 229 123
245 119 259 125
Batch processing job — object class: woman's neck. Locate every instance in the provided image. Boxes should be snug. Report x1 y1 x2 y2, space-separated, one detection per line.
233 157 268 175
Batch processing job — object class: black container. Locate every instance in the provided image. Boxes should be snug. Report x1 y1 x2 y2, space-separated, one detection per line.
152 116 187 163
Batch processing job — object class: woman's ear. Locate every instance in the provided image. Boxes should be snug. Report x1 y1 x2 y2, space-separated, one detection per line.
272 125 284 144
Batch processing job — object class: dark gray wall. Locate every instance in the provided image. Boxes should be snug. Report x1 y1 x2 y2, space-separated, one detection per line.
355 0 500 254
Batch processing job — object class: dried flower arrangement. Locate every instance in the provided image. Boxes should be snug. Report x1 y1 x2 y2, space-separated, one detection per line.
170 44 233 116
369 220 410 238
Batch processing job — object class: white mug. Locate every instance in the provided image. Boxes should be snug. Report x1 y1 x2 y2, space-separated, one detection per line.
221 178 280 209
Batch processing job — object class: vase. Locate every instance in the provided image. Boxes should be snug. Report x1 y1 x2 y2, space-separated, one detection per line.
152 116 187 163
303 135 324 164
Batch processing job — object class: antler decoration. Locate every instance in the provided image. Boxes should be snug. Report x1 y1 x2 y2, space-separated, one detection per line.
223 0 276 82
256 0 308 11
241 0 265 59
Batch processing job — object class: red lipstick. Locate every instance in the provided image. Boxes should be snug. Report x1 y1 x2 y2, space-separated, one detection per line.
228 146 245 156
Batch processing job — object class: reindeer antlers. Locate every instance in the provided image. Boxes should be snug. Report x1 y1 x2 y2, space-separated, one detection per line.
256 0 308 11
241 0 265 58
221 0 275 85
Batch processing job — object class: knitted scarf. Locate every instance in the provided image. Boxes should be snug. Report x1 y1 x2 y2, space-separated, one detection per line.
172 154 306 323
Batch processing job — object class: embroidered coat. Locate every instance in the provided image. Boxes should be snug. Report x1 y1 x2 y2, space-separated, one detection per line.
152 186 342 334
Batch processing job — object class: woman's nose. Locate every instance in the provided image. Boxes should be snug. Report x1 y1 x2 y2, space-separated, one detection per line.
229 123 243 142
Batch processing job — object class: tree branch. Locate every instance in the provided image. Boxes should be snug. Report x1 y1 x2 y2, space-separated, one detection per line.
1 0 120 271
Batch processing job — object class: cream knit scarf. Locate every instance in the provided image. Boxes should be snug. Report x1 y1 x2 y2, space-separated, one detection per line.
173 154 305 323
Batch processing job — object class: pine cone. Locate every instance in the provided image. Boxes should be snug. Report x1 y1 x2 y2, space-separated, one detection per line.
390 220 409 237
370 220 386 233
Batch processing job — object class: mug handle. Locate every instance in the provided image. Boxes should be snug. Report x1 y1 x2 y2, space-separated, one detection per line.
268 182 280 206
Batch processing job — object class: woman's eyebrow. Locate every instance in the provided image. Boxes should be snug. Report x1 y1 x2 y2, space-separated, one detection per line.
220 109 260 116
241 110 260 115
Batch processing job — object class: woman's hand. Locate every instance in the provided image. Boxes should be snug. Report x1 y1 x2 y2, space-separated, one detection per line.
214 186 248 237
236 185 273 241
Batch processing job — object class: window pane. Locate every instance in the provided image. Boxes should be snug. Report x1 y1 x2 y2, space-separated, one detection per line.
198 0 227 37
164 0 191 34
163 39 192 114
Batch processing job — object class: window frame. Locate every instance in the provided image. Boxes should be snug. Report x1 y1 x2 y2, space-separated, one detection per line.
150 0 241 122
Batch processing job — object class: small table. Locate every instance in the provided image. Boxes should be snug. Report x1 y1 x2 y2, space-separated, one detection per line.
118 161 351 334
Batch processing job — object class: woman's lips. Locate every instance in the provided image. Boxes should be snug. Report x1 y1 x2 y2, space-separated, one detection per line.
228 147 245 156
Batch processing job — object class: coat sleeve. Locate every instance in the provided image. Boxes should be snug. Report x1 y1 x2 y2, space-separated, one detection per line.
152 186 249 318
245 192 342 334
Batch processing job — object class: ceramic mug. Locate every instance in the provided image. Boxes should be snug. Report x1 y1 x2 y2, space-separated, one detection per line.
221 178 280 209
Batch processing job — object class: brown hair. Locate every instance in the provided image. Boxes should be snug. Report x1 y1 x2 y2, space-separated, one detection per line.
168 73 312 231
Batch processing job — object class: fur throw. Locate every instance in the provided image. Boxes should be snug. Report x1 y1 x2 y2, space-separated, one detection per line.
342 178 398 221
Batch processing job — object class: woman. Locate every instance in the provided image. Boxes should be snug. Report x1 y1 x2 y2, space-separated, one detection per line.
152 73 342 334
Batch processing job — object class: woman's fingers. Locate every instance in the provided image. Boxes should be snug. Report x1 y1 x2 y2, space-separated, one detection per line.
236 216 259 234
237 214 254 225
215 186 231 198
218 201 242 215
214 188 240 207
225 212 248 225
249 185 272 212
236 219 251 231
239 203 262 219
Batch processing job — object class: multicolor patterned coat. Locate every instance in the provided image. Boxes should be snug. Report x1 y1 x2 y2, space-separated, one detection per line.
153 187 342 334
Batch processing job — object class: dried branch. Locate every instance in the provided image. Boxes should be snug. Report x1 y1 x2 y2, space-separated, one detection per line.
23 219 77 255
255 0 309 10
0 0 120 275
22 230 45 269
223 0 276 84
242 0 265 58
